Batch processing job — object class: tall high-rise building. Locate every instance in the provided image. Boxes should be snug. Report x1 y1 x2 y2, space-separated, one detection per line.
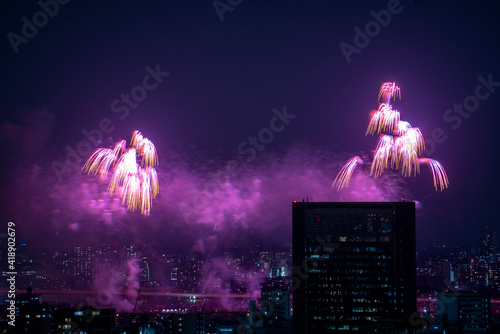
480 227 498 260
292 201 416 333
72 245 96 289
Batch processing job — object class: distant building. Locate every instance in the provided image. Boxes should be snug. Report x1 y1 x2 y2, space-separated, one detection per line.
137 322 164 334
292 201 416 333
217 325 235 333
17 302 54 334
239 298 293 334
164 313 205 334
261 290 290 321
480 227 498 260
469 258 492 289
72 245 96 289
437 290 491 333
15 287 40 317
249 300 258 327
15 287 56 333
53 307 116 333
417 259 455 292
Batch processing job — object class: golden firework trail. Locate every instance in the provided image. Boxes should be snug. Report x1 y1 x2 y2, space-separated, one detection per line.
334 82 449 192
83 131 159 215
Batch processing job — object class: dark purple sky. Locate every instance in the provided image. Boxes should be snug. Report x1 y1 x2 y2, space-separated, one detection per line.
1 0 500 252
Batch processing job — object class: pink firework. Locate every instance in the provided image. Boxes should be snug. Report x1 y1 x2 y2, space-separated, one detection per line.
82 131 159 215
333 156 363 191
366 104 400 135
334 82 449 191
378 82 401 101
418 158 449 191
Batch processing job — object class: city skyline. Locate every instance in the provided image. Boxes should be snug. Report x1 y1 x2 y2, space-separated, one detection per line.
4 222 500 332
3 220 498 305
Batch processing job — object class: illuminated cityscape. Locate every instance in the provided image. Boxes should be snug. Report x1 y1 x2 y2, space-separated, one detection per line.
2 223 500 332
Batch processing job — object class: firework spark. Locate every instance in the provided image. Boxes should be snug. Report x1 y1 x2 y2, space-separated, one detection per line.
333 156 363 191
418 158 449 191
378 82 401 101
334 82 449 191
83 131 159 215
366 104 400 135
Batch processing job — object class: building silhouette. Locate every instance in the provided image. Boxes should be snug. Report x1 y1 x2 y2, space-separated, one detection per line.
437 290 491 333
53 307 116 333
480 227 498 260
163 313 205 334
261 290 291 321
292 201 416 333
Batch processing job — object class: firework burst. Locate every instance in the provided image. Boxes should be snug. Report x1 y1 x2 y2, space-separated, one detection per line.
83 131 159 215
333 156 363 191
333 82 449 192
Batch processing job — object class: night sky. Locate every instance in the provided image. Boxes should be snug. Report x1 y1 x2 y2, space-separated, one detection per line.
1 0 500 254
